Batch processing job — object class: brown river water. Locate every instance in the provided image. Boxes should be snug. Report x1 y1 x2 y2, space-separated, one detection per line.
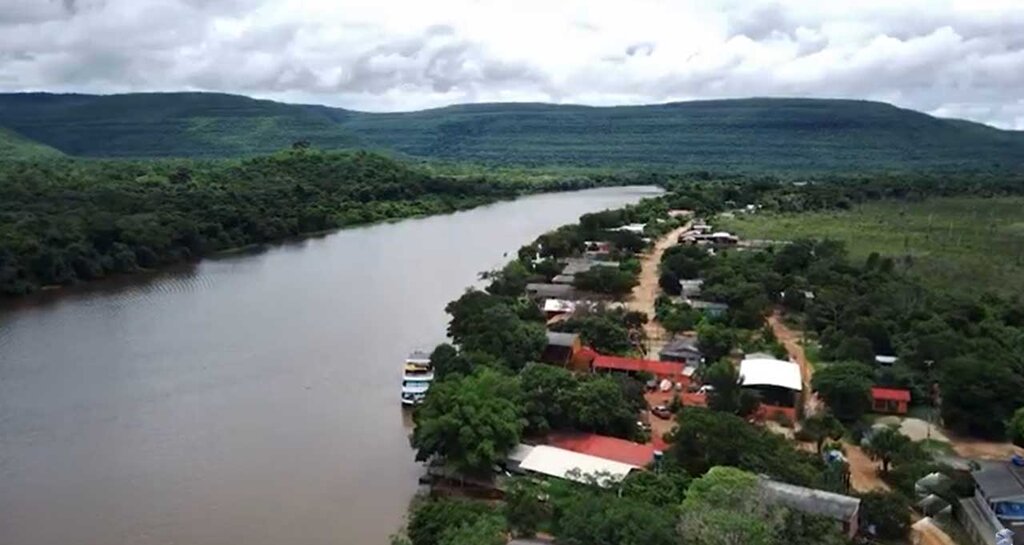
0 186 662 545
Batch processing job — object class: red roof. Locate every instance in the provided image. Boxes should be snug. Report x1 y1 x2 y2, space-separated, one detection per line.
547 432 657 466
592 355 687 380
872 387 911 402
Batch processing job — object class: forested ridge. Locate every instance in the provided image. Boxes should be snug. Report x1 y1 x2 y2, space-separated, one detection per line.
3 92 1024 171
0 149 632 296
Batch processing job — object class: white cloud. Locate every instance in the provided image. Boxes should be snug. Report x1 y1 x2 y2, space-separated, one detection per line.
0 0 1022 128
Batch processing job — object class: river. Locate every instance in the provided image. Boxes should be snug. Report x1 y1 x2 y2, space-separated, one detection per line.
0 186 662 545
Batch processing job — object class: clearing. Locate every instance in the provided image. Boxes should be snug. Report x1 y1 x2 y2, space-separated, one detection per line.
719 197 1024 295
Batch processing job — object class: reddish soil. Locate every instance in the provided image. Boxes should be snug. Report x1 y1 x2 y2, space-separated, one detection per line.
627 225 690 355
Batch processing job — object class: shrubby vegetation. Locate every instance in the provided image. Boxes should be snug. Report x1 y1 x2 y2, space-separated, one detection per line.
0 149 637 296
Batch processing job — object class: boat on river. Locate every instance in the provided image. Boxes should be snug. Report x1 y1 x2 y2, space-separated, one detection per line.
401 351 434 406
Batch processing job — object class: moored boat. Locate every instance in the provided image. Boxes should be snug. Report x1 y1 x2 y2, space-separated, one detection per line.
401 351 433 406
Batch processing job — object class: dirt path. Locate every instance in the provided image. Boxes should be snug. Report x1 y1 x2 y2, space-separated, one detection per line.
627 224 689 356
843 440 890 492
766 311 821 416
766 311 891 492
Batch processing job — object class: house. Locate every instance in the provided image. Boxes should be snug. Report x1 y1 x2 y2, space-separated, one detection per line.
871 387 911 414
551 274 576 285
740 357 803 422
609 223 647 234
561 257 620 276
507 444 640 486
546 432 657 467
542 331 581 366
542 299 577 319
759 478 861 538
659 336 703 368
592 354 693 385
958 457 1024 545
686 299 729 318
679 279 704 297
526 283 576 300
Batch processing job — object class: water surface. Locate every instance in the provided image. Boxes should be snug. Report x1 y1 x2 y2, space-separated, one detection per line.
0 186 661 545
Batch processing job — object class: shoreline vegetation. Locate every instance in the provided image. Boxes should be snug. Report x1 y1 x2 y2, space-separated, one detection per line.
396 175 1024 545
0 147 659 297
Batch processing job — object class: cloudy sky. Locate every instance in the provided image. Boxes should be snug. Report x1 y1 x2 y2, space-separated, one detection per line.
2 0 1023 129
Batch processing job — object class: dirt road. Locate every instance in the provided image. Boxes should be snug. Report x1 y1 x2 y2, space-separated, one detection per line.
627 225 689 355
766 311 821 416
767 311 892 492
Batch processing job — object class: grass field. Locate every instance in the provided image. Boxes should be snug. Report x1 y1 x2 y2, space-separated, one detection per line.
719 197 1024 295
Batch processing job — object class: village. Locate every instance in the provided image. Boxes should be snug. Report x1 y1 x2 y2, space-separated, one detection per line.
408 197 1024 545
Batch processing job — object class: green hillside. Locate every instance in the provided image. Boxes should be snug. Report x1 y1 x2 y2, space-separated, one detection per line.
1 92 1022 171
0 93 360 158
0 127 64 159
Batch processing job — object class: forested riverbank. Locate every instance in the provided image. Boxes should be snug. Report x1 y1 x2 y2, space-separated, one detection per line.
0 149 653 296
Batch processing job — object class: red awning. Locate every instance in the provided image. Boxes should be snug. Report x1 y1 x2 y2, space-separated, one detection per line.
547 432 657 466
871 387 911 402
592 355 686 379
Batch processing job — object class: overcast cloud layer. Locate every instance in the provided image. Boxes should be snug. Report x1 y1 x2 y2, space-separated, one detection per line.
2 0 1023 128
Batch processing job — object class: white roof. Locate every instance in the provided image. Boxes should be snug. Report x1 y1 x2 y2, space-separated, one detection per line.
740 357 802 391
516 445 638 486
875 355 898 364
543 299 576 313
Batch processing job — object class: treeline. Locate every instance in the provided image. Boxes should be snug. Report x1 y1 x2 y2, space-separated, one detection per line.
0 149 642 296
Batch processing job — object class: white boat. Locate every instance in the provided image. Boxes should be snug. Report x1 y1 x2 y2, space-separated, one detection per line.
401 351 434 406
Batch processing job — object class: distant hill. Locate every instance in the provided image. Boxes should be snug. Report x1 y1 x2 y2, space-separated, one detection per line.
0 93 360 159
0 127 63 159
1 92 1022 171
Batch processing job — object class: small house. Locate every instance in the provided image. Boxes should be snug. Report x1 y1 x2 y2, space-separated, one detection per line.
592 354 692 385
525 283 576 300
679 279 704 297
659 336 703 368
875 355 898 366
542 298 577 319
760 478 861 538
871 387 910 414
542 331 581 366
507 444 640 486
740 357 802 422
687 299 729 318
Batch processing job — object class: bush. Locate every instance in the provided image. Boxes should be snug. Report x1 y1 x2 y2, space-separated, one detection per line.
859 491 911 540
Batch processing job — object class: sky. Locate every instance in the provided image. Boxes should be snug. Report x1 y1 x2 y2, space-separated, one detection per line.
1 0 1023 129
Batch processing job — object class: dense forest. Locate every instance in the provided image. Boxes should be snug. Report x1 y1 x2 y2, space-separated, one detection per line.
0 149 632 296
3 92 1023 171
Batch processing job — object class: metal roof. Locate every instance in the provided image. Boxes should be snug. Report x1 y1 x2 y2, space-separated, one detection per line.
740 358 802 391
526 283 576 298
517 444 638 486
547 432 656 467
545 331 578 347
760 478 860 521
974 461 1024 502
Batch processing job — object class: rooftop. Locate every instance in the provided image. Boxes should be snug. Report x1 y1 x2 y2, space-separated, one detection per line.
593 354 689 379
973 459 1024 502
660 336 701 354
526 283 576 298
545 331 579 348
760 478 861 521
740 357 802 391
515 444 638 486
547 432 657 467
871 387 911 402
543 299 576 314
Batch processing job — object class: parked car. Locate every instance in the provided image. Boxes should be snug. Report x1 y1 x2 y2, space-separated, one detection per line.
651 405 672 420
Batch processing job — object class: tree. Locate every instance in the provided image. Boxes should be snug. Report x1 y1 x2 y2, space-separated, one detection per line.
679 467 782 545
668 408 822 486
859 491 911 540
520 363 578 434
697 323 736 363
553 310 633 355
1011 407 1024 447
659 270 682 295
429 343 470 379
412 369 525 475
438 514 506 545
619 468 691 505
459 305 547 371
703 359 758 417
864 425 911 474
553 492 677 545
407 498 494 545
573 266 638 296
811 363 874 422
570 376 641 440
941 357 1024 438
800 413 845 453
485 260 531 297
504 478 548 537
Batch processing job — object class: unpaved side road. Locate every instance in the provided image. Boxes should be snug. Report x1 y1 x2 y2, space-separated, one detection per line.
627 224 690 356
